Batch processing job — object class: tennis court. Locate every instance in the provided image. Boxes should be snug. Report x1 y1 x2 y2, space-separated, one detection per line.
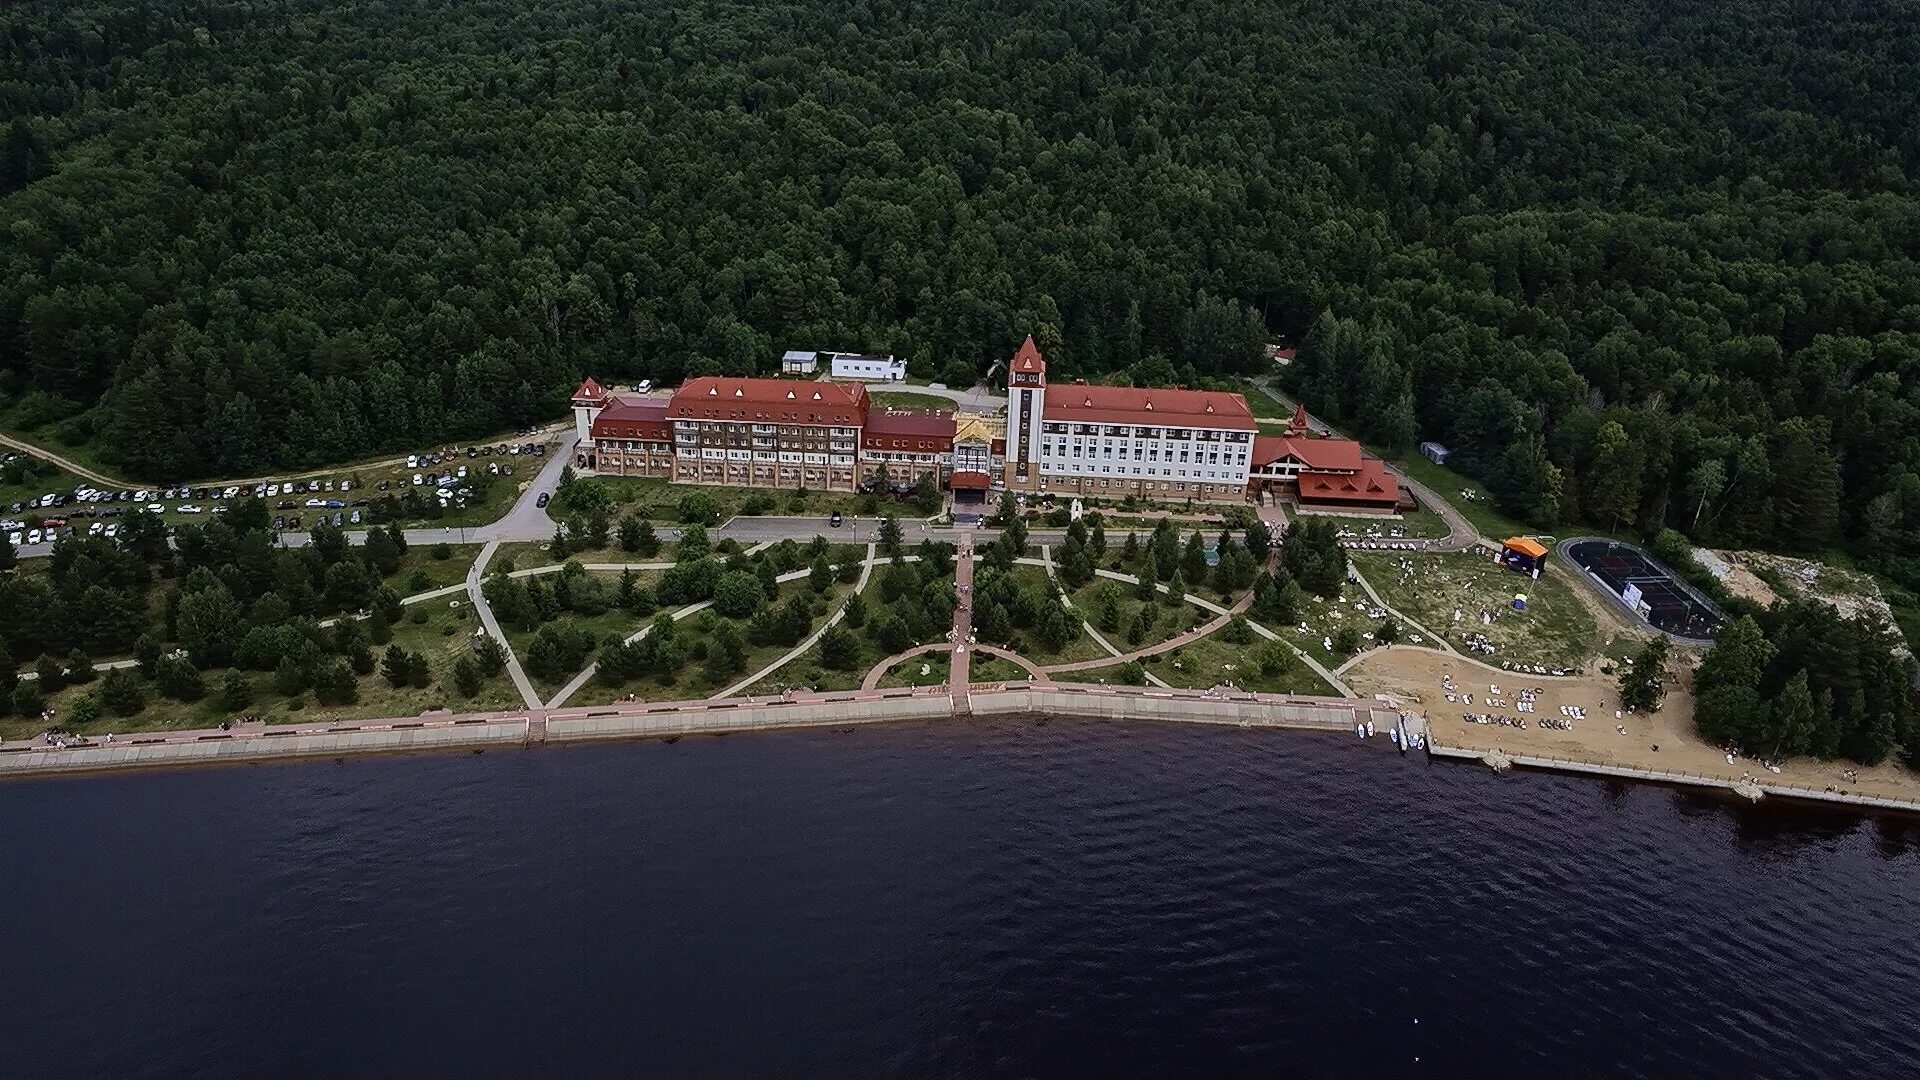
1565 539 1724 640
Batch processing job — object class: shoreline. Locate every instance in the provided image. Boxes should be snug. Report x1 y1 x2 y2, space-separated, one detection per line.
5 685 1918 817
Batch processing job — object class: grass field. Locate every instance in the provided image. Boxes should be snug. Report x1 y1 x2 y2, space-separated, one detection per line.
6 601 519 741
869 390 957 411
1067 577 1207 653
1295 504 1451 540
556 476 915 524
390 544 486 593
1350 550 1601 671
1071 629 1341 697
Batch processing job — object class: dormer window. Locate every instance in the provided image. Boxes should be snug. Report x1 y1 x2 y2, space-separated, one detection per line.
787 390 796 399
707 387 718 396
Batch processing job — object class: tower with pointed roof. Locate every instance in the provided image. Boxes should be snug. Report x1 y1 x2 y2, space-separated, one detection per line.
571 377 609 448
1005 335 1047 491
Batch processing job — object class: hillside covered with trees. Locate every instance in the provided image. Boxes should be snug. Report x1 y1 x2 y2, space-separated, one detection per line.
4 1 1919 571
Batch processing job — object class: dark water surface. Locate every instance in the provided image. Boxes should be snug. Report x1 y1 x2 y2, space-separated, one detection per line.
5 719 1919 1079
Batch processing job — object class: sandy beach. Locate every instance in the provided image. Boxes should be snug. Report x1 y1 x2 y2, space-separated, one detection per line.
1344 647 1920 806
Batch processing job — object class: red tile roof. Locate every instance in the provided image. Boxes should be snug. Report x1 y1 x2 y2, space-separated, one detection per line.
862 410 955 453
1296 458 1401 507
1041 385 1257 430
589 395 671 441
572 377 609 402
1251 434 1363 472
950 471 992 490
668 377 869 425
1012 335 1046 375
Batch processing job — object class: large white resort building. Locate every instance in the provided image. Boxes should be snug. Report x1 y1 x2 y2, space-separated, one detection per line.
569 336 1403 512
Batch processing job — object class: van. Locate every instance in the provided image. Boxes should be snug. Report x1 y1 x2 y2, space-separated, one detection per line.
637 379 654 394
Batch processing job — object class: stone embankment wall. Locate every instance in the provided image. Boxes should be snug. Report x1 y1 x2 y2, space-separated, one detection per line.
0 719 528 777
545 694 955 741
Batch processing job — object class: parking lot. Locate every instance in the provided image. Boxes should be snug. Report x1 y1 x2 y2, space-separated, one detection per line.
2 438 552 550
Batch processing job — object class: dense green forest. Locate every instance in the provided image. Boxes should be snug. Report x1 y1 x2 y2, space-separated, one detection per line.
4 1 1919 572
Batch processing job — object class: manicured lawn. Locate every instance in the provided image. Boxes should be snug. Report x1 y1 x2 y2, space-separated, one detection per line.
557 476 928 523
1387 454 1537 541
1350 550 1601 671
1144 630 1343 696
10 602 519 741
1233 380 1293 419
868 390 956 411
1067 577 1207 653
1294 504 1450 540
968 654 1030 683
875 651 952 689
500 607 641 701
390 544 486 594
494 539 681 571
1250 581 1393 667
573 577 860 705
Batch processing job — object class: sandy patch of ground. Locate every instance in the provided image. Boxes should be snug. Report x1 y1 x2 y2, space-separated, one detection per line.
1345 647 1920 806
1699 549 1779 607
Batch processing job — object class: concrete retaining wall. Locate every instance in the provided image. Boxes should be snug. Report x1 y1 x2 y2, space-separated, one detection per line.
0 720 528 777
971 688 1363 730
546 694 955 742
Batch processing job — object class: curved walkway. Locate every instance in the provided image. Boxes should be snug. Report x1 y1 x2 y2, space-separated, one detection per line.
860 643 1046 690
713 545 878 700
1345 562 1457 657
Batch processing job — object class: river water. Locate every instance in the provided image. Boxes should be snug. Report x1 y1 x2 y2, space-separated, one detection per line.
5 718 1917 1079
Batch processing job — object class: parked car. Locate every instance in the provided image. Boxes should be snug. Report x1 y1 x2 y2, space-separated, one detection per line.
377 479 390 491
274 516 286 530
349 510 361 524
27 529 41 545
535 491 551 508
830 511 843 527
288 515 302 529
7 530 21 546
177 504 201 514
103 524 119 539
331 512 344 526
407 455 419 468
147 504 165 514
305 498 325 508
466 447 478 458
339 480 352 492
412 473 424 486
325 499 344 509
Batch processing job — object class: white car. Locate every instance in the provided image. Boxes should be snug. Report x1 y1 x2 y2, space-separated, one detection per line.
265 484 279 497
412 473 424 486
27 529 42 545
456 466 468 478
637 379 653 393
177 504 201 514
147 504 165 514
339 480 352 492
223 486 239 498
104 524 119 539
133 490 149 502
88 521 104 536
7 530 20 546
407 455 419 468
305 497 325 508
